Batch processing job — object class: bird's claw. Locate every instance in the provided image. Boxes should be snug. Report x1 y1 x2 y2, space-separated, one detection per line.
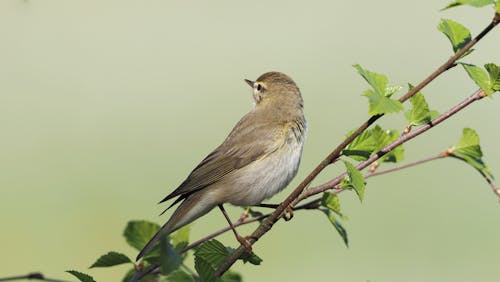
283 205 294 221
237 235 253 253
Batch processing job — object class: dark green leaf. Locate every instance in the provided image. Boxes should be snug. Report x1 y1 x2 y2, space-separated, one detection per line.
460 63 493 96
451 128 493 178
238 251 263 265
437 19 471 54
90 251 132 268
194 240 229 268
323 210 348 246
123 220 160 251
485 63 500 91
321 192 341 214
159 235 183 275
167 270 196 282
122 266 159 282
341 161 366 202
194 256 217 282
66 271 96 282
221 271 243 282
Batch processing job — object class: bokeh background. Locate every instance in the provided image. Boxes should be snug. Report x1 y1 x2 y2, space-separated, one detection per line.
1 1 499 281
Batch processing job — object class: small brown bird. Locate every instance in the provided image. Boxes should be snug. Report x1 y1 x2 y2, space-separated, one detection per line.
137 72 306 260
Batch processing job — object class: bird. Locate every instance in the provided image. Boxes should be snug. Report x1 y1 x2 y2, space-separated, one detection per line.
136 71 307 261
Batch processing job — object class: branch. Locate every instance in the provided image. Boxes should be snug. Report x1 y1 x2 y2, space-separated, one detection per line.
215 87 488 276
364 153 446 178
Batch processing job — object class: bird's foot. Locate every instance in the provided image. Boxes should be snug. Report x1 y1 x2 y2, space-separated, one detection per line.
237 235 253 253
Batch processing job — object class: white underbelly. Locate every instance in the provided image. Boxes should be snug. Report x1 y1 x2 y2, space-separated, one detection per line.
221 138 304 206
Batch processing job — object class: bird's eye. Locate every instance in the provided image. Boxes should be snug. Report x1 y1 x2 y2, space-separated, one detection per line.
256 84 262 91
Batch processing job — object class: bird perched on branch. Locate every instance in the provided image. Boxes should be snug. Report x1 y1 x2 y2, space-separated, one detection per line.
137 71 307 260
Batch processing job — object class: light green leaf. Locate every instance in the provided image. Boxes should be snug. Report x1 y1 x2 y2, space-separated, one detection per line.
460 63 494 96
371 126 404 163
437 19 472 54
194 239 229 268
342 129 376 161
66 271 96 282
404 85 438 126
323 210 348 246
385 85 402 97
353 64 388 96
341 161 366 202
171 225 190 252
221 271 243 282
451 128 493 178
167 270 196 282
321 192 341 214
159 235 183 275
363 89 404 116
485 63 500 91
496 1 500 13
123 220 160 251
442 0 494 10
194 256 217 282
90 251 132 268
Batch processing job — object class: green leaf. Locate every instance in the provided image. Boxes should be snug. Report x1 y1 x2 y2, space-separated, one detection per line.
323 210 348 246
353 64 388 96
237 250 263 265
159 235 183 275
122 266 159 282
342 129 376 161
363 90 404 115
341 161 366 202
194 240 229 268
442 0 494 10
496 1 500 13
437 19 472 54
167 270 196 282
404 85 438 126
171 225 190 252
385 85 402 98
66 271 96 282
221 271 243 282
485 63 500 91
460 63 494 96
321 192 341 214
194 256 217 282
451 128 493 178
90 251 132 268
371 126 404 163
123 220 160 251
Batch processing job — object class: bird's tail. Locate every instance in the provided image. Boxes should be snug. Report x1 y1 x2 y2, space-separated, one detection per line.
136 192 216 261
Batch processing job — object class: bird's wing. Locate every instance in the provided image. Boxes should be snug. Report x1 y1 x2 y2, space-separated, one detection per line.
159 113 286 204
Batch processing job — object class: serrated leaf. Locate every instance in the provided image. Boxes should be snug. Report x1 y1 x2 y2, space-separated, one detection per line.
194 256 217 282
342 129 376 161
460 63 494 96
485 63 500 91
323 210 348 246
442 0 494 10
363 89 404 116
66 271 96 282
404 85 437 126
237 250 263 265
123 220 160 251
167 270 196 282
171 225 190 252
159 235 183 275
90 251 132 268
437 19 471 54
341 161 366 202
353 64 388 96
221 271 243 282
321 192 341 214
194 240 229 268
451 128 493 178
371 126 404 163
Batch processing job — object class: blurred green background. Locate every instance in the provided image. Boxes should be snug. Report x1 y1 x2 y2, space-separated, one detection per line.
1 1 499 281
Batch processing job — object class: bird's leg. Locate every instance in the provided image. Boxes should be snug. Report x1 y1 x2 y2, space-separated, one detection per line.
218 204 253 253
250 203 294 221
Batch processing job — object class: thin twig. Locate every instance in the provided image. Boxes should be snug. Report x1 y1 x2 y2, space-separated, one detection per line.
365 153 446 178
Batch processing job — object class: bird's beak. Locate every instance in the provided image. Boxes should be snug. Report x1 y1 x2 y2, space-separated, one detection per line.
244 79 255 88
